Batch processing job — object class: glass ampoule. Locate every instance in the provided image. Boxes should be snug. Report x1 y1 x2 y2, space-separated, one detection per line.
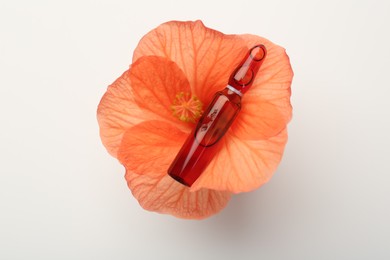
168 45 267 187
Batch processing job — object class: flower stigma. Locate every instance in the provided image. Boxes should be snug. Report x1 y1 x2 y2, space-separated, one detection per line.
171 92 203 123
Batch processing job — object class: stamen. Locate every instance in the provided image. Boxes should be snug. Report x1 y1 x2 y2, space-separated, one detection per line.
171 92 203 123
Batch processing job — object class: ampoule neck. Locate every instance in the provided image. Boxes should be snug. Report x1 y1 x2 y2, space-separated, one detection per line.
222 87 242 104
228 45 267 95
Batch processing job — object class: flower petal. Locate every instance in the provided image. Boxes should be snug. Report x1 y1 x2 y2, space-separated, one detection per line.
117 120 186 177
118 120 231 219
191 129 288 193
232 35 293 140
233 97 287 140
133 20 248 104
129 56 192 126
125 170 231 219
97 70 159 157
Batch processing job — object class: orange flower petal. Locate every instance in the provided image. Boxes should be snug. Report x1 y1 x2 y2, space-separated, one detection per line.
117 120 186 177
129 56 192 127
191 129 288 193
133 20 248 104
118 120 231 218
232 35 293 140
233 97 287 140
98 55 193 157
125 170 231 219
97 70 159 157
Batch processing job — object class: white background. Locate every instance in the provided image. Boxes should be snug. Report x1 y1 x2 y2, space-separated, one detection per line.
1 0 390 259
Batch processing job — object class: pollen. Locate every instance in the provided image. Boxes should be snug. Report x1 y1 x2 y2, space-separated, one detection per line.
171 92 203 123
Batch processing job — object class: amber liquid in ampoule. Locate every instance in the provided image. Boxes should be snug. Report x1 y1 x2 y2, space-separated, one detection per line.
168 88 241 186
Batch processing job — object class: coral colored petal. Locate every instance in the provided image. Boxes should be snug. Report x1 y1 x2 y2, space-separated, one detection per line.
125 170 231 219
133 20 247 104
129 56 193 126
117 120 186 177
233 97 286 140
97 70 159 157
232 35 293 140
118 120 231 218
191 129 288 193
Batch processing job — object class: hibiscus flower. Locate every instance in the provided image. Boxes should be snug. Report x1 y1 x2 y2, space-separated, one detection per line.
97 20 293 219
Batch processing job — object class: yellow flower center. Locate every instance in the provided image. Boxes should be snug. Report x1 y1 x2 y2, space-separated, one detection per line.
171 92 203 123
